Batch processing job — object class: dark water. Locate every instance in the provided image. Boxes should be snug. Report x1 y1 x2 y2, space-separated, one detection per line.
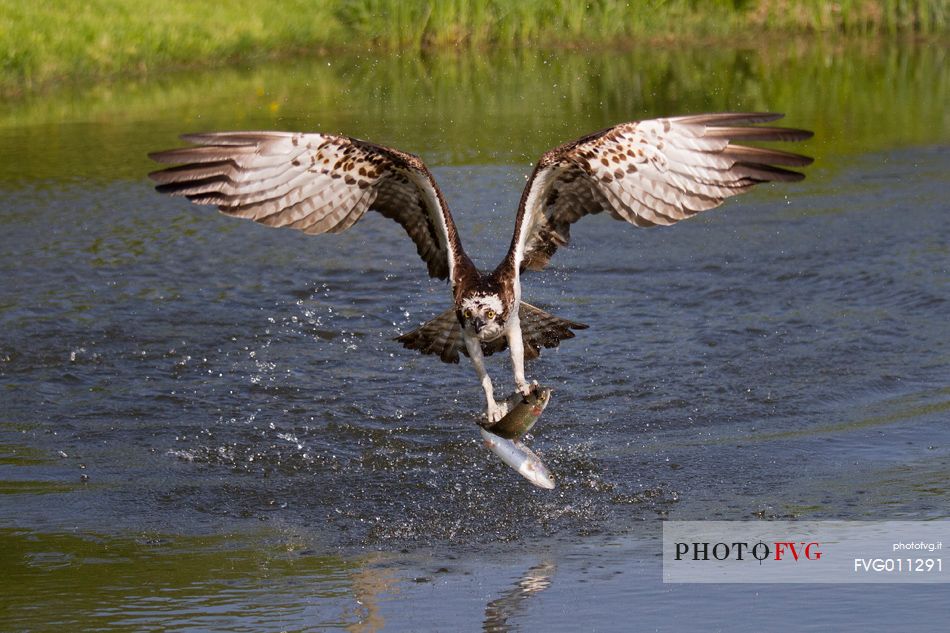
1 43 948 631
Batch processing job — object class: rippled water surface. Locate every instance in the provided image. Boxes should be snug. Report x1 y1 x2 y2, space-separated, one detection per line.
1 42 948 631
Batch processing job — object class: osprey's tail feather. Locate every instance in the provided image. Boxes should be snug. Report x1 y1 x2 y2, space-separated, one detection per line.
395 308 463 364
394 302 588 365
517 302 589 360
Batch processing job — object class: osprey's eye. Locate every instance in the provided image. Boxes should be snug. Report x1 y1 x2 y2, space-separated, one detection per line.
486 310 496 319
463 309 472 319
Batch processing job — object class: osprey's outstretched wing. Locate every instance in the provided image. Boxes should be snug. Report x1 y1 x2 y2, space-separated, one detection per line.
507 113 813 272
149 132 468 284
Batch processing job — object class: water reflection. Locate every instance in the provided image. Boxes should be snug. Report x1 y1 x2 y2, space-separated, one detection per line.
346 554 400 633
1 528 357 631
0 41 946 184
484 560 556 633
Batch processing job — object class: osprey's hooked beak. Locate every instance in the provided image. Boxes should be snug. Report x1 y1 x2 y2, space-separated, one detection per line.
472 317 485 333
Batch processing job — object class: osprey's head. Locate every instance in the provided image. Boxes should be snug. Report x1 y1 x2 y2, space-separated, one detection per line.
458 293 506 341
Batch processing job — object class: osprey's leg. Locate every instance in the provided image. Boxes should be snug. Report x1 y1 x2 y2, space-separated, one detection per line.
464 334 506 424
506 313 531 396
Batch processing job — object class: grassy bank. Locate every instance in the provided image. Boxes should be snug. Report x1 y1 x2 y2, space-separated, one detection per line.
1 1 947 94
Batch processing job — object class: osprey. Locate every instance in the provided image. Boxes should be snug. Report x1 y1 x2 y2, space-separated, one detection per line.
149 113 812 423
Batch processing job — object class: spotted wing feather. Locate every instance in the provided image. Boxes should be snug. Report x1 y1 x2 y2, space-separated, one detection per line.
509 113 813 272
149 132 466 282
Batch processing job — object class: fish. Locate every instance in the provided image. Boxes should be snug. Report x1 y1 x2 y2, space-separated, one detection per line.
482 384 552 440
478 384 555 489
480 427 556 490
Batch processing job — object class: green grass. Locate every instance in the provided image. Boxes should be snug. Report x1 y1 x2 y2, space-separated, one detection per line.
1 1 947 94
1 0 342 92
336 0 948 47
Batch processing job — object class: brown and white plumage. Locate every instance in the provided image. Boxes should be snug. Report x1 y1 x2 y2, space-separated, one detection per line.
149 131 466 282
507 113 813 273
149 113 812 423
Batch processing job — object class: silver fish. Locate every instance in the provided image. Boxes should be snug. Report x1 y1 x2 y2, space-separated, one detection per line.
480 427 555 490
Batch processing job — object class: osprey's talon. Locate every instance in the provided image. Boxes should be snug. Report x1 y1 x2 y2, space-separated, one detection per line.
486 401 507 424
516 381 532 397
